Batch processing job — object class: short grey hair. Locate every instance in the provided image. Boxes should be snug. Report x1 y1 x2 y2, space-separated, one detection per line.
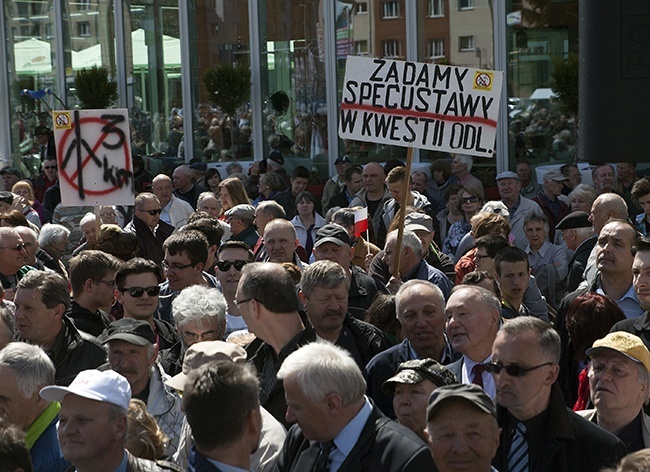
395 280 444 318
17 270 71 311
0 227 19 244
524 213 549 234
0 342 55 398
638 364 650 405
456 154 473 172
480 200 510 219
79 212 96 226
172 285 227 328
277 342 366 405
38 223 70 248
498 316 561 363
450 284 501 314
301 260 349 299
568 184 597 208
386 230 423 258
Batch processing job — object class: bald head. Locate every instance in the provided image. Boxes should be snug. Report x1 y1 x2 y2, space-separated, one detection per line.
152 174 173 207
589 193 628 234
362 162 386 195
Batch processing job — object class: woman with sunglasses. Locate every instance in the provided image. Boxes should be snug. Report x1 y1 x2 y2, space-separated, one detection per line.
442 187 483 257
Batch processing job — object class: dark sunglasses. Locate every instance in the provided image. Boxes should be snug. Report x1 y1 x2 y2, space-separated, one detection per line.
217 260 249 272
485 361 553 377
461 196 479 204
138 208 162 215
43 165 57 170
120 286 161 298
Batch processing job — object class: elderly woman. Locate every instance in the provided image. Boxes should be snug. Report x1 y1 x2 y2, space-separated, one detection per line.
568 183 597 213
196 191 221 218
10 181 42 227
290 191 325 260
442 186 483 257
253 172 285 207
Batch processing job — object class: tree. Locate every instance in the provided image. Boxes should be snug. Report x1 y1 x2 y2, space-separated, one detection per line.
74 66 118 109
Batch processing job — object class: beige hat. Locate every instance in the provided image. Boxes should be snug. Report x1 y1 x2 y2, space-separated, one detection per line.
165 340 247 391
586 331 650 373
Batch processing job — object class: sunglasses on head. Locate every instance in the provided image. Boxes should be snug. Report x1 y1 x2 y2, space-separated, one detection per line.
485 361 553 377
139 208 162 215
461 196 479 204
120 286 161 298
217 260 249 272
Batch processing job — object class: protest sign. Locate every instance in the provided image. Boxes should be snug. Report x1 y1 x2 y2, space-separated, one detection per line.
53 109 135 206
339 56 503 158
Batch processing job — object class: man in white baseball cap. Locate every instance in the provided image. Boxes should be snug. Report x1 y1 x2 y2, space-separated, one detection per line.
40 369 180 472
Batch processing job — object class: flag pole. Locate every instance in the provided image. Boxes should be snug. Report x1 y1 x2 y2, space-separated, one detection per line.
391 147 414 279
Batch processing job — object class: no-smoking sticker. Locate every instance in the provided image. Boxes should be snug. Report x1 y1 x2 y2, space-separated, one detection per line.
473 71 494 92
53 109 135 206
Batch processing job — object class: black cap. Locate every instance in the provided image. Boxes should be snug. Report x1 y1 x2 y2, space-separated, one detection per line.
102 318 156 346
0 167 21 178
314 224 350 248
427 383 497 422
555 211 591 230
382 358 458 394
335 155 351 165
267 151 284 166
34 125 50 136
189 162 208 172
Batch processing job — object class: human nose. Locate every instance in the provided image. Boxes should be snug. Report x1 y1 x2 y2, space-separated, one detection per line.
285 406 296 424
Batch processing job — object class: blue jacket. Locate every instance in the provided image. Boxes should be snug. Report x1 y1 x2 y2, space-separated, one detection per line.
31 416 69 472
188 447 225 472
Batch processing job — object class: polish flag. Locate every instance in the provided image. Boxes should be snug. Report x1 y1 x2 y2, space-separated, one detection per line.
354 207 368 237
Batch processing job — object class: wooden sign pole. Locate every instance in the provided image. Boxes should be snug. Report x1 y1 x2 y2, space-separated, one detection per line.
391 147 414 279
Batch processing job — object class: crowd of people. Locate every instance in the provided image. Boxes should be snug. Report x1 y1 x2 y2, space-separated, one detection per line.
2 152 650 472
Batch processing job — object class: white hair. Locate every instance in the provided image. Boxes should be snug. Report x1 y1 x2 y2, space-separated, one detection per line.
0 342 55 398
480 200 510 219
386 230 423 258
456 154 474 172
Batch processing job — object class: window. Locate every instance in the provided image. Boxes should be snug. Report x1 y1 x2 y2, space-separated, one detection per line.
459 35 474 51
77 0 90 11
428 38 445 59
77 22 90 36
459 0 474 10
355 40 368 55
356 2 368 14
382 39 400 58
428 0 444 17
382 1 400 18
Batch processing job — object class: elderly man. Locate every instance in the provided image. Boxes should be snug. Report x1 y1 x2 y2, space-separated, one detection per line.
496 171 543 250
300 260 389 368
0 227 31 298
382 359 458 441
312 224 387 319
236 262 310 426
425 384 501 472
172 164 207 208
1 167 21 191
115 258 179 352
152 173 194 228
561 163 582 195
15 270 106 386
215 241 253 337
350 162 391 244
488 316 625 471
276 342 435 471
0 342 69 471
157 230 220 324
103 318 184 455
593 164 616 195
252 200 286 261
446 285 502 398
364 280 457 418
533 169 571 243
68 250 121 337
39 369 181 471
225 204 259 248
13 225 57 273
166 341 286 471
262 218 306 268
382 229 453 298
450 154 484 198
123 192 174 266
523 213 568 310
160 284 227 376
576 332 650 452
71 213 98 254
556 211 597 292
516 160 540 200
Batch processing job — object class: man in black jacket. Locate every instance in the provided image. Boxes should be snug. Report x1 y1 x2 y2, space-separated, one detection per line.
276 342 435 471
123 192 174 266
14 270 107 386
299 260 389 369
555 211 596 293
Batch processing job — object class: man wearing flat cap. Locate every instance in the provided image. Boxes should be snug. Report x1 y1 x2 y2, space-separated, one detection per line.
0 167 21 192
103 318 184 456
39 369 180 471
577 332 650 453
225 204 259 248
556 210 596 292
533 169 570 244
496 171 543 250
382 358 458 441
425 383 501 472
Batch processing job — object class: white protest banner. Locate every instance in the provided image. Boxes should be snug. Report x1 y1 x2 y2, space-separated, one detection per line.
53 109 135 206
339 56 503 158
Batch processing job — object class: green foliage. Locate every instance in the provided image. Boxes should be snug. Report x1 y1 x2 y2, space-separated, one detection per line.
204 63 251 117
551 53 579 116
74 66 118 109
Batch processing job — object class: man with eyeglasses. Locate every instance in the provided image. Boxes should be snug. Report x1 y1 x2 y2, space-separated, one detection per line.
68 250 121 337
124 192 174 266
103 318 184 456
0 227 34 301
489 316 625 472
215 241 253 338
114 258 179 354
496 171 543 250
156 230 220 325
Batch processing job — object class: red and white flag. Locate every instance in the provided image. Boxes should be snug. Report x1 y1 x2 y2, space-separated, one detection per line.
354 207 368 237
